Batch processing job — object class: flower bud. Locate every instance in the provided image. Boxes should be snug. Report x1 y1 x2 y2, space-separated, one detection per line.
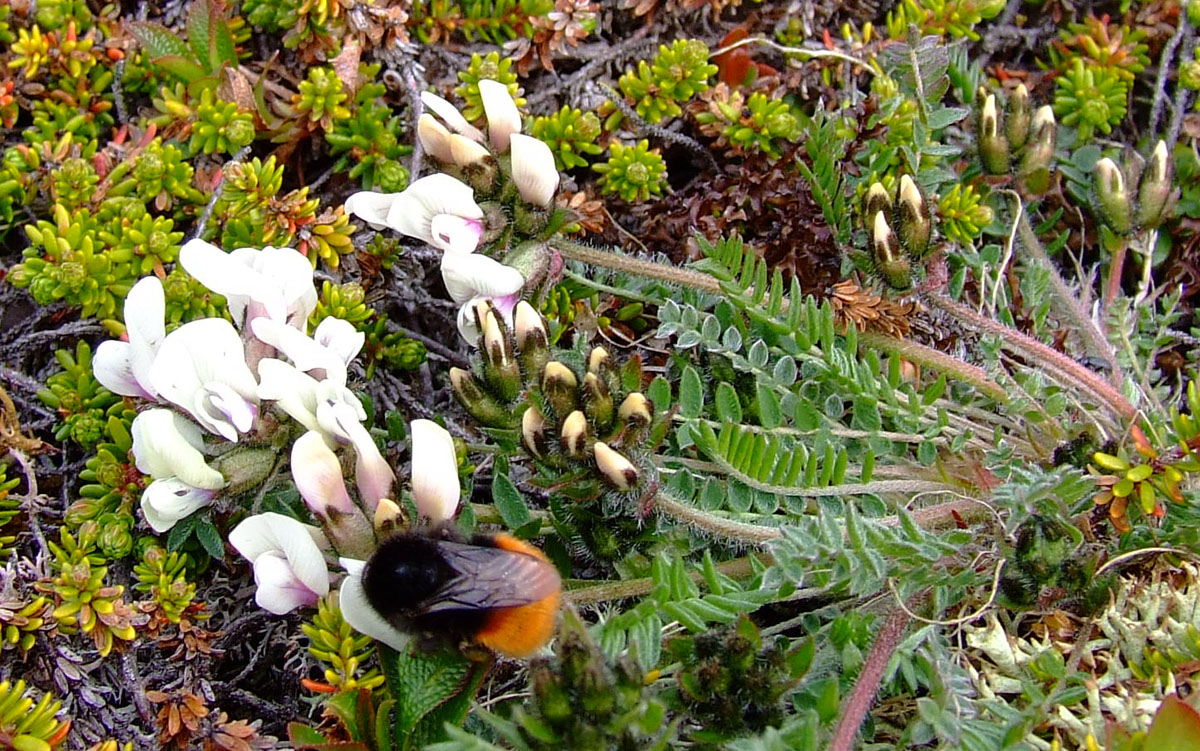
417 114 455 163
863 182 891 230
979 94 1011 175
1135 140 1174 230
510 133 560 208
373 497 404 538
587 346 622 401
450 367 515 428
541 361 579 417
617 392 652 429
514 300 550 378
1017 106 1056 190
1006 84 1031 150
896 174 931 259
872 211 911 291
594 442 638 491
480 309 522 403
449 133 491 166
479 80 522 152
530 662 574 724
1094 157 1133 236
211 446 279 495
522 404 548 458
587 346 611 376
582 373 614 430
560 410 589 458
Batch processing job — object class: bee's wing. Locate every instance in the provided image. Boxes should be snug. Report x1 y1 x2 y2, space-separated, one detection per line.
420 542 561 613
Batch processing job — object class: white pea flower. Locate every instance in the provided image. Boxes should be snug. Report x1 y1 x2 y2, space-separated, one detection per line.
179 239 318 330
148 318 260 442
131 409 227 532
94 276 167 399
229 512 332 614
344 174 484 254
509 133 560 208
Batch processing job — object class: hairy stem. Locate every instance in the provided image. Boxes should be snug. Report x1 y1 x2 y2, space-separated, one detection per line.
1103 237 1128 315
925 293 1136 422
1015 212 1123 383
857 330 1009 403
655 493 993 545
552 241 1010 405
564 555 768 604
551 239 723 293
829 605 913 751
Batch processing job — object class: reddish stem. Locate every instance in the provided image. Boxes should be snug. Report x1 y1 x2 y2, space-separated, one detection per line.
828 606 913 751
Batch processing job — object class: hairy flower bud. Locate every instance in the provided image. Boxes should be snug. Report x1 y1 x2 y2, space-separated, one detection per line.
896 175 931 259
480 309 521 402
594 442 638 491
1094 157 1133 236
979 94 1011 175
561 410 589 458
583 372 614 430
542 361 579 417
863 182 891 230
1135 140 1174 230
515 301 550 377
373 498 404 538
522 404 548 458
872 211 911 291
1006 84 1031 150
1017 106 1056 191
450 367 514 427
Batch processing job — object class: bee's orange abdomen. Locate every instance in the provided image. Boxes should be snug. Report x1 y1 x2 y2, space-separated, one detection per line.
476 534 561 658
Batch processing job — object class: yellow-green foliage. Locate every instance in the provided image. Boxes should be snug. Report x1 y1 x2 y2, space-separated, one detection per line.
0 679 67 751
616 39 716 124
302 592 385 691
593 140 668 203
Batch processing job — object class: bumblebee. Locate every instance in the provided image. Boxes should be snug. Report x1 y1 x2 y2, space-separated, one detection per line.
360 529 562 659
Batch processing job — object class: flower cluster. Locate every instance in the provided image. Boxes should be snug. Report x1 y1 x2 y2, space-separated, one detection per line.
228 418 461 652
91 239 372 534
345 79 562 341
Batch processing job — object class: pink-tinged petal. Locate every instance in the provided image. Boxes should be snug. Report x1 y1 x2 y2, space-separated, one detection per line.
448 134 491 167
338 565 413 652
140 478 219 533
478 80 521 152
313 317 365 366
94 340 146 398
410 419 460 524
429 215 484 255
456 293 520 345
417 114 456 163
131 409 226 489
197 381 258 440
292 431 355 516
440 252 524 305
321 403 394 513
420 91 485 143
510 134 560 208
380 174 483 247
229 512 331 599
251 318 347 387
252 552 322 613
